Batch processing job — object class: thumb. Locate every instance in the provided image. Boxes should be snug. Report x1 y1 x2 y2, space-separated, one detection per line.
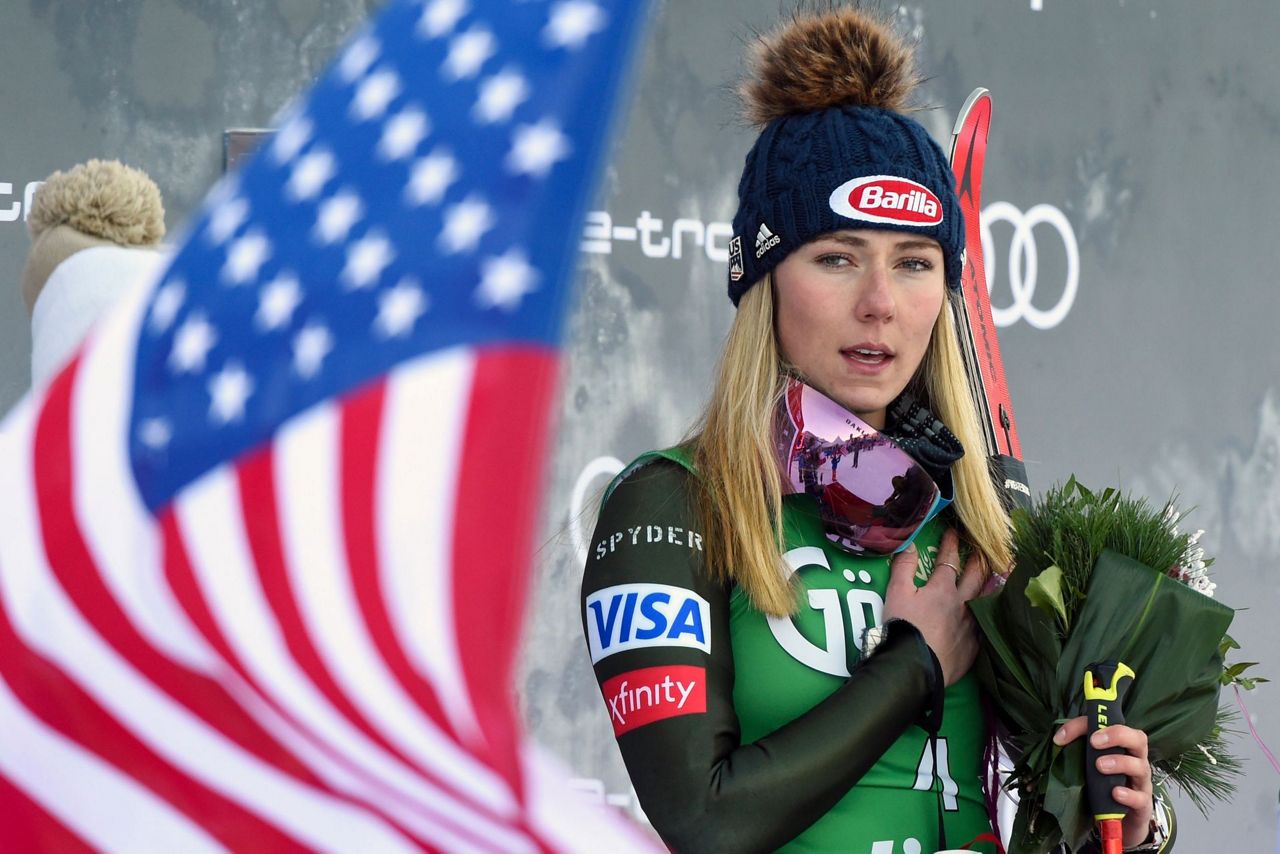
887 543 920 595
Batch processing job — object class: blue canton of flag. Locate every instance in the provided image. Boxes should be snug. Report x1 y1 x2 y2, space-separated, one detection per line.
131 0 642 510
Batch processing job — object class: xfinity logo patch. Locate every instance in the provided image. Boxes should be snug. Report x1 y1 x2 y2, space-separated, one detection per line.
754 222 780 258
829 175 943 226
602 665 706 736
585 583 710 663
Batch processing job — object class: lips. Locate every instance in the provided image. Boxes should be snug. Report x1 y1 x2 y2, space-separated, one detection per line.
840 343 895 367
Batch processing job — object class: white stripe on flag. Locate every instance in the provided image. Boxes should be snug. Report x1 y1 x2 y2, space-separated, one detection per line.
0 673 224 854
0 394 422 854
273 396 514 814
378 350 483 743
175 458 526 848
72 282 223 674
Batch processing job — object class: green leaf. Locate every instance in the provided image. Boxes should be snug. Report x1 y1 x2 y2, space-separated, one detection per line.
1219 634 1241 654
1026 565 1069 628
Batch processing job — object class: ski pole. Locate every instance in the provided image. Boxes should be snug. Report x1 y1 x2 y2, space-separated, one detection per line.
1083 661 1136 854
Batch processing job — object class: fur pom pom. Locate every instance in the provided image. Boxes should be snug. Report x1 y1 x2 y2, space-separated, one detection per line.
740 6 920 126
28 159 165 246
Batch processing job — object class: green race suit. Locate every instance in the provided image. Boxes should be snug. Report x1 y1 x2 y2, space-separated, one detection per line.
581 449 999 854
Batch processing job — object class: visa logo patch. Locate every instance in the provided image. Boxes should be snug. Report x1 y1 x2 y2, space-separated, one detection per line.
585 583 710 663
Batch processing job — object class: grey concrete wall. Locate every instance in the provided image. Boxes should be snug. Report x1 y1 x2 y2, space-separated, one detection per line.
1 1 1276 849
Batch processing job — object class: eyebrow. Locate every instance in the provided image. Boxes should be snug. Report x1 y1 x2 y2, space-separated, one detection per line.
820 233 942 253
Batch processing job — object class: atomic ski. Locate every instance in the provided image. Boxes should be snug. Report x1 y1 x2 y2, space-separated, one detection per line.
948 88 1031 510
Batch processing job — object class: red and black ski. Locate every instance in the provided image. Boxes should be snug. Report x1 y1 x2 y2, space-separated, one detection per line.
948 88 1031 510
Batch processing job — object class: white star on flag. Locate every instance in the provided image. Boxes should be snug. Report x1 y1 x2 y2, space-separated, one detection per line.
418 0 468 39
137 417 172 450
314 190 364 244
271 114 313 164
207 361 254 424
148 279 186 333
476 247 539 311
442 26 496 80
255 272 303 331
351 69 402 121
286 148 337 201
374 277 430 338
292 323 334 379
168 313 218 374
206 196 249 245
341 231 395 289
543 1 607 50
507 118 571 177
222 230 272 285
439 196 495 254
405 149 458 206
338 34 380 82
378 106 430 161
473 69 529 124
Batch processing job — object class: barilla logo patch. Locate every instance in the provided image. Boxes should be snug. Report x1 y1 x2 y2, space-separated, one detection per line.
585 583 710 664
602 665 706 736
828 175 943 226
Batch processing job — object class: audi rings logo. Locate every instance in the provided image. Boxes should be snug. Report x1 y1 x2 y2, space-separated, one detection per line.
981 202 1079 330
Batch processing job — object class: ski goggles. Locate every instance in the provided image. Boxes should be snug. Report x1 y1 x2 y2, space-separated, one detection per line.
774 378 951 556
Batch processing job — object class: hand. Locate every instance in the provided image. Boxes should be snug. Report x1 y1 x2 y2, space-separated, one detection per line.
883 529 985 686
1054 718 1154 848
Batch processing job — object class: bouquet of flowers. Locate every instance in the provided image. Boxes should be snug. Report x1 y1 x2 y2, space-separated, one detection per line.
968 479 1262 853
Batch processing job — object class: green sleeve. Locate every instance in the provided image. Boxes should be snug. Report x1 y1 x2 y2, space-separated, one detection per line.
580 459 946 853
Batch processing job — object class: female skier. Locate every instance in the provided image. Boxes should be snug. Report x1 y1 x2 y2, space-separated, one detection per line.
581 8 1167 852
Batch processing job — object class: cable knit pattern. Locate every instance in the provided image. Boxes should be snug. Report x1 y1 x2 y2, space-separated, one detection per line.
729 105 963 304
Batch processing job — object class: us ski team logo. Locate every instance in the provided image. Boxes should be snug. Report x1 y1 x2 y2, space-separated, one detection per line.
728 235 744 281
829 175 943 226
754 222 780 258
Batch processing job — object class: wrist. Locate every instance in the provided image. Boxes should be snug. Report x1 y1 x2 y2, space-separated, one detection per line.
860 620 944 734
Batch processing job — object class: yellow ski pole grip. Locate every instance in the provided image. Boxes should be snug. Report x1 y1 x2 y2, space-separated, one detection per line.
1083 660 1136 854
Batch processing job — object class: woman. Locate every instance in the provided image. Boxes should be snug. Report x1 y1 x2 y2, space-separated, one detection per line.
581 8 1165 852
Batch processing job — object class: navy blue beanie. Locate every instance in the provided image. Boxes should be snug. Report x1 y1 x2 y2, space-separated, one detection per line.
728 104 963 305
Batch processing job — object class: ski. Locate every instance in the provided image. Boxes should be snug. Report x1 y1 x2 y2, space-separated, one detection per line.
948 88 1031 510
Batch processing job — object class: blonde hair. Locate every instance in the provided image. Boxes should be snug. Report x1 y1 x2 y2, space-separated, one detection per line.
688 277 1012 617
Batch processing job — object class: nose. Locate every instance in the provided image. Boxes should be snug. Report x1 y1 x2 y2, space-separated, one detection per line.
853 262 895 322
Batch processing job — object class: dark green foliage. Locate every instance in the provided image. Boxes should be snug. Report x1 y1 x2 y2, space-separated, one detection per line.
970 479 1250 853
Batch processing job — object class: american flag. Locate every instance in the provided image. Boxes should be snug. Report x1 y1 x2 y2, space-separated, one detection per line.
0 0 657 850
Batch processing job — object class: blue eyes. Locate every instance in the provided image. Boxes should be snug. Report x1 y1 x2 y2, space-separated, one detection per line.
813 254 935 272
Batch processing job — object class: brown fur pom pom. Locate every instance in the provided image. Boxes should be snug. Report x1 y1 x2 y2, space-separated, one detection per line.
740 6 920 127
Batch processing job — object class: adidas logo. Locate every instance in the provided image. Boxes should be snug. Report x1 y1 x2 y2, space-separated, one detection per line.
754 222 780 258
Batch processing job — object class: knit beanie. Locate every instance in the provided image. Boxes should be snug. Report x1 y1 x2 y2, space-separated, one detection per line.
21 160 168 388
728 8 962 304
21 159 166 316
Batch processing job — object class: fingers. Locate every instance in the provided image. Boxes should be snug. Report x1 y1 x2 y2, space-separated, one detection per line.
1053 715 1088 746
957 552 987 601
1092 725 1150 763
887 542 920 596
925 529 961 589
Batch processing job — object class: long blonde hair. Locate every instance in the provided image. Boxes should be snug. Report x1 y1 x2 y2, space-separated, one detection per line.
688 276 1013 617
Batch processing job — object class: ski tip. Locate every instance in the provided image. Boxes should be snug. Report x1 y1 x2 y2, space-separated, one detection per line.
950 87 992 138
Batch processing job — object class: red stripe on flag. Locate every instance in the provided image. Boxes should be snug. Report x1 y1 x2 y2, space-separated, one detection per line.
0 737 95 853
158 508 444 852
338 382 467 745
451 347 559 799
26 358 308 848
236 437 513 843
340 379 554 854
30 365 318 787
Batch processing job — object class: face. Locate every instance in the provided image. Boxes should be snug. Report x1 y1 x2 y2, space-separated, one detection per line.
773 229 947 430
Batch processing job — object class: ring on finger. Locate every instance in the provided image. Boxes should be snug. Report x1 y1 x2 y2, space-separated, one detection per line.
936 561 960 575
